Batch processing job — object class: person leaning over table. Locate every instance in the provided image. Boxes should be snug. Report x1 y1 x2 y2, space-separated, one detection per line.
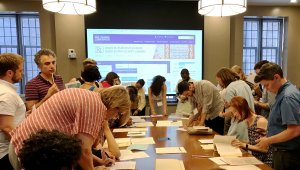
9 86 131 170
227 96 272 167
177 80 225 135
254 63 300 170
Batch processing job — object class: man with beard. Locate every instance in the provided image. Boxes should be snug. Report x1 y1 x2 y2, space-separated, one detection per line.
25 49 64 111
0 53 26 170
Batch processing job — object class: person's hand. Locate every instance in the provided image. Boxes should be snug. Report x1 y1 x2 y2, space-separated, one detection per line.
46 83 59 97
133 110 139 116
255 137 270 150
126 118 133 126
231 139 245 148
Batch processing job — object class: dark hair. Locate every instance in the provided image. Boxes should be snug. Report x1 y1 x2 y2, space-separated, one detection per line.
150 75 166 96
0 53 24 77
19 130 82 170
104 72 120 86
253 60 269 70
126 85 138 102
34 49 56 66
230 96 252 122
180 68 189 75
177 81 190 95
254 63 283 83
81 65 101 82
216 67 239 88
137 79 145 87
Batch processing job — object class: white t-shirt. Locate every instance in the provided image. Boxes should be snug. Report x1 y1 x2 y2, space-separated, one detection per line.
0 80 26 159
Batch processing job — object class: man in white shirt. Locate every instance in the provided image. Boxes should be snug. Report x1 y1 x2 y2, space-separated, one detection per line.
0 53 26 170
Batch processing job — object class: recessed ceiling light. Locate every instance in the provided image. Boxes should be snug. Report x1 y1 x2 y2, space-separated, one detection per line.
290 0 297 3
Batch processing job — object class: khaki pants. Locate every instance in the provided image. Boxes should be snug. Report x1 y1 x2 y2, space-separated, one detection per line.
8 143 21 170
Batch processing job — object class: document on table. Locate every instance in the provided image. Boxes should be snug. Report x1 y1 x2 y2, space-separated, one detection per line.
193 126 210 130
132 122 153 127
131 115 150 119
200 144 214 150
113 128 148 133
156 120 183 127
215 143 242 157
119 150 149 161
127 131 146 137
213 135 242 157
156 147 187 154
219 165 261 170
155 159 185 170
208 157 227 165
198 139 214 144
131 118 146 123
221 157 263 165
103 138 131 148
213 135 236 144
131 137 155 145
150 114 164 118
109 161 136 170
176 128 187 132
127 144 149 151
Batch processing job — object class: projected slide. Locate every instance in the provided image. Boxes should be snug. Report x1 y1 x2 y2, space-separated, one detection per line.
86 29 203 94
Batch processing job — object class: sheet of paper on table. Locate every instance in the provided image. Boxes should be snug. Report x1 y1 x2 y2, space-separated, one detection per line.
208 157 228 165
113 128 148 133
156 147 187 154
132 122 153 127
127 144 149 151
119 150 149 161
156 120 183 127
221 157 263 166
219 165 261 170
155 159 185 170
127 131 146 137
109 161 136 170
200 144 214 150
131 137 155 145
198 139 214 144
193 126 210 130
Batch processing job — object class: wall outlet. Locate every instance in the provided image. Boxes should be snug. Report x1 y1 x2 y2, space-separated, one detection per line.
68 49 76 59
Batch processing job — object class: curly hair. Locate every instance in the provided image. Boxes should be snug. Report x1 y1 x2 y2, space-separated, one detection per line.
19 130 82 170
81 65 102 82
150 75 166 96
34 49 56 66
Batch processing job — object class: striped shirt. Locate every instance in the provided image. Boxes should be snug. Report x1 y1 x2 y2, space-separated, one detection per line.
25 73 65 101
10 88 107 155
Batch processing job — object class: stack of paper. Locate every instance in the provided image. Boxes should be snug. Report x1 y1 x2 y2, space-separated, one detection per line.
213 135 242 157
219 165 261 170
198 139 213 144
200 144 214 150
127 144 148 151
155 159 185 170
156 147 186 154
221 157 263 166
127 131 146 137
109 161 136 170
193 126 210 130
103 138 132 148
131 137 155 145
113 128 148 133
132 122 153 127
119 150 149 161
156 120 183 127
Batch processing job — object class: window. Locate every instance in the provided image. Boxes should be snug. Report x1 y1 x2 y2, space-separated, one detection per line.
243 17 284 75
0 13 41 93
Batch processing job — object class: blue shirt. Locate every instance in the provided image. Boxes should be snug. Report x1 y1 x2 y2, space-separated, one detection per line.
267 81 300 150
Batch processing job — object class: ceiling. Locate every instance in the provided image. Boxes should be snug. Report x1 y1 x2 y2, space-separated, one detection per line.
22 0 300 6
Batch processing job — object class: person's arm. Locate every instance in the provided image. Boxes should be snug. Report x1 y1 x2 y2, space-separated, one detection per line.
232 139 268 153
76 133 95 170
26 83 59 111
256 125 300 149
254 100 270 110
103 121 121 158
148 87 156 115
162 84 167 116
0 115 13 140
137 89 146 111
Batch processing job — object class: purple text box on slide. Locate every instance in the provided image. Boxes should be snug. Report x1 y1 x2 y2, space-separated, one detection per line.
93 34 195 44
97 61 170 73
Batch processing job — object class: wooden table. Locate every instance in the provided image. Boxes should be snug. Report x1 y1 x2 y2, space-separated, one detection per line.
114 116 273 170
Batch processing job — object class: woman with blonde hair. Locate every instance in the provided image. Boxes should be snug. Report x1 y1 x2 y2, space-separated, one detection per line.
9 86 130 170
231 65 254 90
